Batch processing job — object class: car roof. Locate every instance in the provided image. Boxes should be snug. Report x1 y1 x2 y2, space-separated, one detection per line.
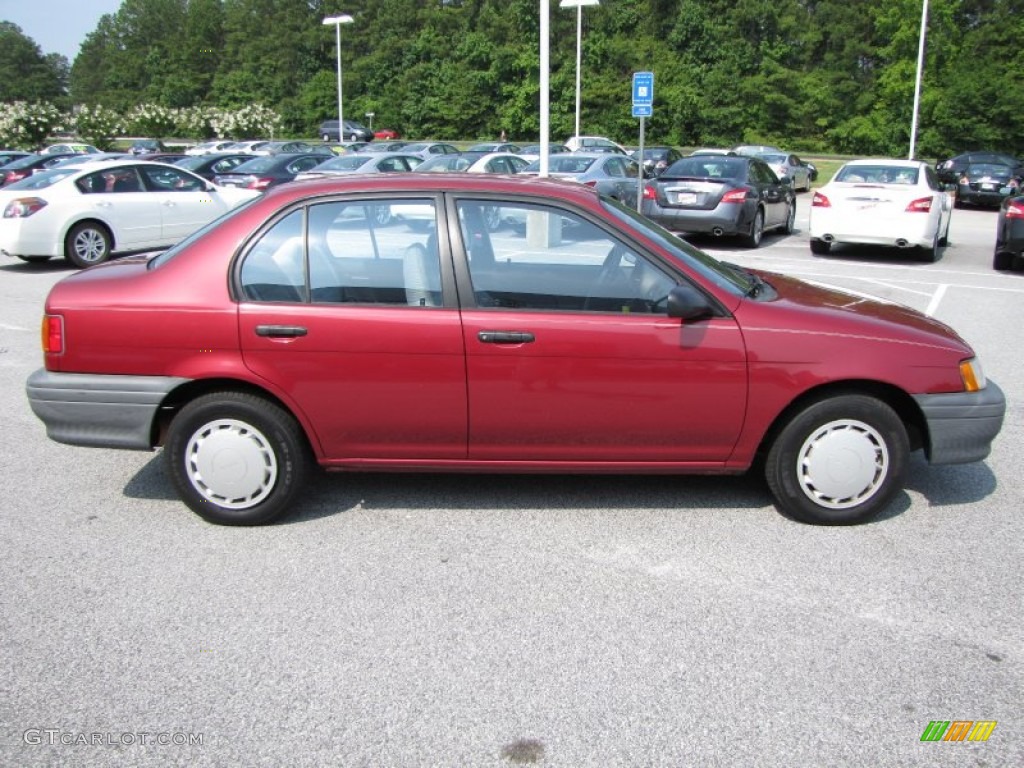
258 171 601 206
842 158 927 168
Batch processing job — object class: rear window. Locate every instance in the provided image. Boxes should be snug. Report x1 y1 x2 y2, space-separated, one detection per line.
4 168 79 190
662 157 746 180
835 165 919 185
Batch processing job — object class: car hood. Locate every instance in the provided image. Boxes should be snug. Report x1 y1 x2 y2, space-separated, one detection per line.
741 270 972 356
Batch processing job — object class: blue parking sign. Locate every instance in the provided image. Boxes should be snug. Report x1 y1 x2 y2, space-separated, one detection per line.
632 72 654 106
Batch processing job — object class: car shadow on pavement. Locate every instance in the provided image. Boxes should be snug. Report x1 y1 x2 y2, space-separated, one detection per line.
122 453 778 525
121 443 997 527
0 260 72 273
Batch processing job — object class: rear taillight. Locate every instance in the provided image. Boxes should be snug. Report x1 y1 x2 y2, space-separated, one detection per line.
721 188 749 204
249 177 274 190
42 314 63 354
4 170 29 185
643 185 657 200
812 191 830 207
906 197 933 213
1006 201 1024 219
583 180 599 188
4 197 48 218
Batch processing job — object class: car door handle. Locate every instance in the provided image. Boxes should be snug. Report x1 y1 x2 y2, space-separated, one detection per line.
163 201 177 207
477 330 535 344
255 325 308 338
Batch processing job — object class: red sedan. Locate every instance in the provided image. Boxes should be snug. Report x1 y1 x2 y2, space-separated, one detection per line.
26 174 1004 526
374 128 401 140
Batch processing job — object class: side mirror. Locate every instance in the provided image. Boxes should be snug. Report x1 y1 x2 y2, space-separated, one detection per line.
666 284 714 321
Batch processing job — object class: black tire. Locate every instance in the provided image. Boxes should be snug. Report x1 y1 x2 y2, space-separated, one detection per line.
918 234 939 263
993 250 1014 271
781 200 796 234
64 221 112 268
765 394 909 525
809 238 831 255
165 392 310 525
741 209 764 248
16 255 52 263
484 205 502 232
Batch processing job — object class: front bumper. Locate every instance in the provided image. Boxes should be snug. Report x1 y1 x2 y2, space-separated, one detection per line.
914 381 1006 464
26 369 189 450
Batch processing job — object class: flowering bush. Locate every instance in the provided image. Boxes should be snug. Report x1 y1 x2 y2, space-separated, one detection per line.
71 105 124 150
126 104 178 139
207 104 281 139
0 101 63 149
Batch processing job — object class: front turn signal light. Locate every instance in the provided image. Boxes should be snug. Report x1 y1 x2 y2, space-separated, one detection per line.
959 358 986 392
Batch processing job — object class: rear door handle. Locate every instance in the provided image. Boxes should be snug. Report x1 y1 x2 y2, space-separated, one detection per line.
255 325 307 338
477 330 535 344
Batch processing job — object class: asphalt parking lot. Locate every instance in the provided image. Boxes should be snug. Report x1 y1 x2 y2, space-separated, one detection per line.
1 194 1021 767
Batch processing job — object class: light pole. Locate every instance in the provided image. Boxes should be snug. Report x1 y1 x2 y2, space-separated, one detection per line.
559 0 599 140
322 14 354 141
908 0 928 159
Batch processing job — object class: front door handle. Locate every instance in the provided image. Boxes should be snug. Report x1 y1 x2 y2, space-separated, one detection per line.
477 330 535 344
255 325 307 338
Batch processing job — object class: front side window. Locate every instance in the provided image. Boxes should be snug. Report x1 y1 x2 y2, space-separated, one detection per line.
139 165 206 191
457 200 676 314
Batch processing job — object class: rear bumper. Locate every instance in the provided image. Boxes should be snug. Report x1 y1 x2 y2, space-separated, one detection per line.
809 210 937 249
642 203 751 236
26 369 189 450
914 381 1005 464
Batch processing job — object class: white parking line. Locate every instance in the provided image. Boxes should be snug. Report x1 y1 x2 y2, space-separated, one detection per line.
924 284 948 316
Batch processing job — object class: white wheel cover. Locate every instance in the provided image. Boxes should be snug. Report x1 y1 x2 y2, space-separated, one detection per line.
797 419 889 510
185 419 278 509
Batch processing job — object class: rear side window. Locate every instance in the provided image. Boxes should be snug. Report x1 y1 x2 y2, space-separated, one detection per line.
238 199 443 307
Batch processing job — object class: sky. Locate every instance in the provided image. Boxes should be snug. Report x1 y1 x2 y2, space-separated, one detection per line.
2 0 124 62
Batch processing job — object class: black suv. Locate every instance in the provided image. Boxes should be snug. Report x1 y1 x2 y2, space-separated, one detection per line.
318 119 373 142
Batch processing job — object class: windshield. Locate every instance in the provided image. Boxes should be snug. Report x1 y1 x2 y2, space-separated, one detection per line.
533 156 596 174
231 156 280 173
416 156 471 172
599 197 749 297
4 168 80 190
313 156 371 171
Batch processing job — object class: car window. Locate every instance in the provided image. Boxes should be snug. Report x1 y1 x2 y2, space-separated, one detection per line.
605 159 625 178
139 165 206 191
239 210 308 302
308 200 442 306
457 199 676 314
3 168 76 190
836 165 919 184
212 157 247 173
239 201 443 306
287 157 322 174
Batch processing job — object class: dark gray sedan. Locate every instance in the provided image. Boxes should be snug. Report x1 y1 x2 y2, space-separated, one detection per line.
641 154 796 248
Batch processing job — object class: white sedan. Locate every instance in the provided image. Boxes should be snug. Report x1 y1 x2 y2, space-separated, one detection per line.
808 158 953 262
0 160 260 268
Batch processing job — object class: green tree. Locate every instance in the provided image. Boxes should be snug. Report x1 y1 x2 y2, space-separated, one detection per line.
0 23 67 104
